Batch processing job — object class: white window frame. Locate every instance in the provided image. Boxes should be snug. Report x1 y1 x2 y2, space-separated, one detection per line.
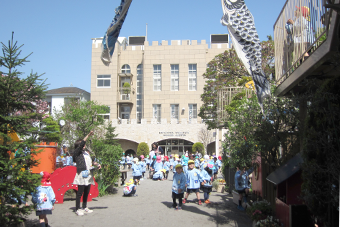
136 64 143 123
153 104 161 123
170 64 179 91
188 64 197 91
153 65 162 91
170 104 179 121
97 106 110 120
97 75 111 88
188 104 197 121
121 64 131 74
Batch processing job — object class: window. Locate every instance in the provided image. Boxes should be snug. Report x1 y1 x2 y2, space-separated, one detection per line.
97 75 111 88
121 64 131 74
170 104 179 121
64 97 80 106
153 65 162 91
188 104 197 121
136 64 143 123
170 64 179 91
153 104 161 123
98 106 110 120
188 64 197 91
120 106 130 120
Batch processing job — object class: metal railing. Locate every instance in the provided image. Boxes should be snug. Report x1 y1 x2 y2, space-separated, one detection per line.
118 87 133 101
217 87 254 123
274 0 332 86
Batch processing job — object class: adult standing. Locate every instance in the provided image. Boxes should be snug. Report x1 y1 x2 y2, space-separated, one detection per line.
72 131 101 216
153 142 164 156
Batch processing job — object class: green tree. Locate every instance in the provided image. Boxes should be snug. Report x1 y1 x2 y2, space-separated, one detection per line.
137 142 149 157
104 121 119 146
0 34 47 225
192 142 205 156
41 117 62 143
223 85 300 170
54 100 109 146
199 37 275 129
199 48 248 129
122 82 131 95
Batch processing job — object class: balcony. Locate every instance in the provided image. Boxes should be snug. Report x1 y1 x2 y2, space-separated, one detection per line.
117 87 134 103
274 0 340 96
217 87 254 124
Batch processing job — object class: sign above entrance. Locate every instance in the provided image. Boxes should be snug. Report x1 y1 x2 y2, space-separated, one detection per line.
159 132 189 137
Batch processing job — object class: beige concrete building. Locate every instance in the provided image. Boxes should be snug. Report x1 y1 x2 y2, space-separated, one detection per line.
91 35 229 156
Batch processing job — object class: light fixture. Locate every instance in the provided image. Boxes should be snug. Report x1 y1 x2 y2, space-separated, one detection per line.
59 119 65 126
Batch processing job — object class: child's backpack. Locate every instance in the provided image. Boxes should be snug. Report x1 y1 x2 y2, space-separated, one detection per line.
123 185 132 195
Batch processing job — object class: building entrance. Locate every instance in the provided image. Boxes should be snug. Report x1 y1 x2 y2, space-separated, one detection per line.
157 139 194 157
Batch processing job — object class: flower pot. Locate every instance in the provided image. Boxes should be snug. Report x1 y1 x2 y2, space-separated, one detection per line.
217 183 226 193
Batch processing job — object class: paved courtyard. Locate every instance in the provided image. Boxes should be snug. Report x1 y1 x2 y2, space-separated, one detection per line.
25 170 252 227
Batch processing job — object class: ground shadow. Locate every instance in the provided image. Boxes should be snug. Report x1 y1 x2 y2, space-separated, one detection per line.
161 201 231 225
24 219 40 227
68 206 108 211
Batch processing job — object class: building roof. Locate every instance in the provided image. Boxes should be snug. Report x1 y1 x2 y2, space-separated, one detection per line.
46 87 90 95
266 153 303 185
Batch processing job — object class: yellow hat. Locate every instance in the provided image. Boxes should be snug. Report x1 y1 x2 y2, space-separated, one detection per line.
125 179 134 186
200 158 204 162
175 164 183 169
161 169 166 173
188 160 195 165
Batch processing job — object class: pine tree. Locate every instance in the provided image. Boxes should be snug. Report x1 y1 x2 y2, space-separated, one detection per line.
0 33 47 225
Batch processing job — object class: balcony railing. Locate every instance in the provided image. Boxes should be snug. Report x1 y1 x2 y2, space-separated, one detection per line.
118 87 134 101
274 0 332 86
217 87 254 123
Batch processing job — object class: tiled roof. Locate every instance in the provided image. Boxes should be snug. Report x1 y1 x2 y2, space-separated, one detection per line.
46 87 90 95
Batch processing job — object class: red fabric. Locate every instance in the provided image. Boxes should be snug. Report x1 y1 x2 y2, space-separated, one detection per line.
41 171 51 186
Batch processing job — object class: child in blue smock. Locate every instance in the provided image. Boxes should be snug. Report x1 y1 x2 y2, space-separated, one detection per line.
153 169 165 181
213 157 219 179
65 154 73 166
194 156 200 169
131 158 142 185
153 156 163 172
183 160 203 205
169 155 174 171
172 158 179 174
200 158 205 171
163 156 170 180
32 171 56 227
140 155 146 179
126 155 132 169
120 155 126 169
145 155 150 170
123 179 137 197
182 157 189 174
200 163 215 204
172 164 186 210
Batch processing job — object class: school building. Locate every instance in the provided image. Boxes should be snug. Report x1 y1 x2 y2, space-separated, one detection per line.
90 35 230 157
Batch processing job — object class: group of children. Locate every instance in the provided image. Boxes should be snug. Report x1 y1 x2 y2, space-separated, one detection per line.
122 153 223 211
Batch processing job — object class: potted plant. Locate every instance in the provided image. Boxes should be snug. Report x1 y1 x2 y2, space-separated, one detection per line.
246 200 273 226
123 82 131 95
254 216 281 227
212 179 226 193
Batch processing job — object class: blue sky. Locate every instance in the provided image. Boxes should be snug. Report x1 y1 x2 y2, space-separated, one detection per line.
1 0 286 93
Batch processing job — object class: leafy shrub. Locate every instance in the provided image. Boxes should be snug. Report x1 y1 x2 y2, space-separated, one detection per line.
255 216 281 227
137 142 149 157
246 200 273 222
192 142 205 156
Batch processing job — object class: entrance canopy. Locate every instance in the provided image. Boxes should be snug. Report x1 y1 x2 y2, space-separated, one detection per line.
157 139 194 156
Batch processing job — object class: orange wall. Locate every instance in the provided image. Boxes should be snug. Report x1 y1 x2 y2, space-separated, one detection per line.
31 142 58 174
